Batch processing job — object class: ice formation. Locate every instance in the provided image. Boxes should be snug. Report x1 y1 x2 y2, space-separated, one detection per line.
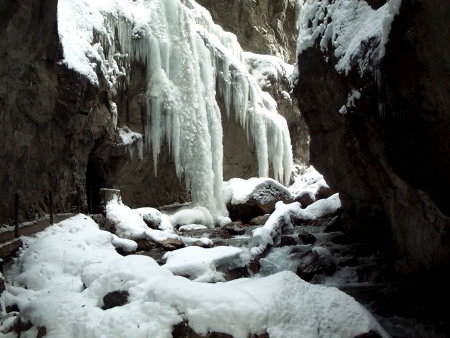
57 0 293 218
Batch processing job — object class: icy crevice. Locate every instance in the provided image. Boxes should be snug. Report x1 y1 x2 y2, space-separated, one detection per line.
58 0 293 218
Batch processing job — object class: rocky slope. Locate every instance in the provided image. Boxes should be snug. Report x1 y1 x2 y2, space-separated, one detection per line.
293 0 450 313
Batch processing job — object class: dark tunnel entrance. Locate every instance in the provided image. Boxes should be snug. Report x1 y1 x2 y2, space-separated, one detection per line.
86 157 103 214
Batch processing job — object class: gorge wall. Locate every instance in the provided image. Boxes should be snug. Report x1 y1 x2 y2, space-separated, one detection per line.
0 0 191 224
0 0 300 224
293 0 450 284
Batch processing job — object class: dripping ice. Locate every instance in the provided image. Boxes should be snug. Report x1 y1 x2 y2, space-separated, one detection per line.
57 0 293 218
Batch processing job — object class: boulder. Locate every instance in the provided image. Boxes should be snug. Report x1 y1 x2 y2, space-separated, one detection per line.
296 249 336 282
228 185 294 222
102 290 129 310
191 240 213 248
172 320 269 338
298 230 316 245
279 236 298 247
160 239 185 251
222 222 246 236
294 191 315 208
135 239 158 251
249 214 271 226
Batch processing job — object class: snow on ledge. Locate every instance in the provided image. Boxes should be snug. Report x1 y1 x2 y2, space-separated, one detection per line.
293 0 403 83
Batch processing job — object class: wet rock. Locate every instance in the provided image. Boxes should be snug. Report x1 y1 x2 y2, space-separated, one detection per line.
0 274 5 295
6 303 19 313
356 263 387 284
316 186 338 200
328 232 350 245
172 320 269 338
102 290 129 310
365 0 387 10
192 240 213 248
354 330 383 338
142 215 161 230
249 214 270 226
135 239 158 251
136 249 166 265
279 236 298 247
291 202 342 227
298 230 316 245
222 222 246 236
248 260 261 274
295 191 315 208
227 185 294 222
91 214 117 234
323 215 345 233
8 317 47 338
296 249 336 282
338 255 358 268
225 267 250 281
161 239 185 251
289 246 311 257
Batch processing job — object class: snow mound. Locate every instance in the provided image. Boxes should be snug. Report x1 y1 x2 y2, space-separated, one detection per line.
1 214 389 338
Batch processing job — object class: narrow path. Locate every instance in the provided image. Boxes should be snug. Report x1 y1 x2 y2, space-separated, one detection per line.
0 214 75 256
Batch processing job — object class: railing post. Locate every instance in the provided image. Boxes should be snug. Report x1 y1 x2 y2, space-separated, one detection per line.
89 187 93 214
14 193 19 238
49 192 54 225
76 186 81 213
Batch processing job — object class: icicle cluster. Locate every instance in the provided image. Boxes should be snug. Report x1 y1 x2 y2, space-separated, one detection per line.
58 0 293 217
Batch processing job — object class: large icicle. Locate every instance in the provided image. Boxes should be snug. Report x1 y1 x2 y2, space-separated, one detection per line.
184 0 293 185
57 0 293 218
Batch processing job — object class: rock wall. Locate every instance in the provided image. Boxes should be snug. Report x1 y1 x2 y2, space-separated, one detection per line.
293 0 450 282
195 0 300 64
0 0 101 223
0 1 188 224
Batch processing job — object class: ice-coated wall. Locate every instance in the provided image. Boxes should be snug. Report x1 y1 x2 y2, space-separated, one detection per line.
58 0 293 217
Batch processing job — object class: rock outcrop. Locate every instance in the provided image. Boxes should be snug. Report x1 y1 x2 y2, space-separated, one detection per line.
0 0 189 223
293 0 450 287
195 0 300 64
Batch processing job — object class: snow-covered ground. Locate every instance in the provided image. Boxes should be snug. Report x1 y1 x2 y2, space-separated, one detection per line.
0 168 390 338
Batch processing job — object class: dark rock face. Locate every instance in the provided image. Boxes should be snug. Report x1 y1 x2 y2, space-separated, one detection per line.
0 0 98 223
293 0 450 284
0 0 190 223
195 0 299 64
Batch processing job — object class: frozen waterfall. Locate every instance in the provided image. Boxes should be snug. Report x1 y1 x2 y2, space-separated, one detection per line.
58 0 293 217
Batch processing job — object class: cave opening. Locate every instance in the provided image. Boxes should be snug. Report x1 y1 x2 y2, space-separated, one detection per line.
86 157 104 214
